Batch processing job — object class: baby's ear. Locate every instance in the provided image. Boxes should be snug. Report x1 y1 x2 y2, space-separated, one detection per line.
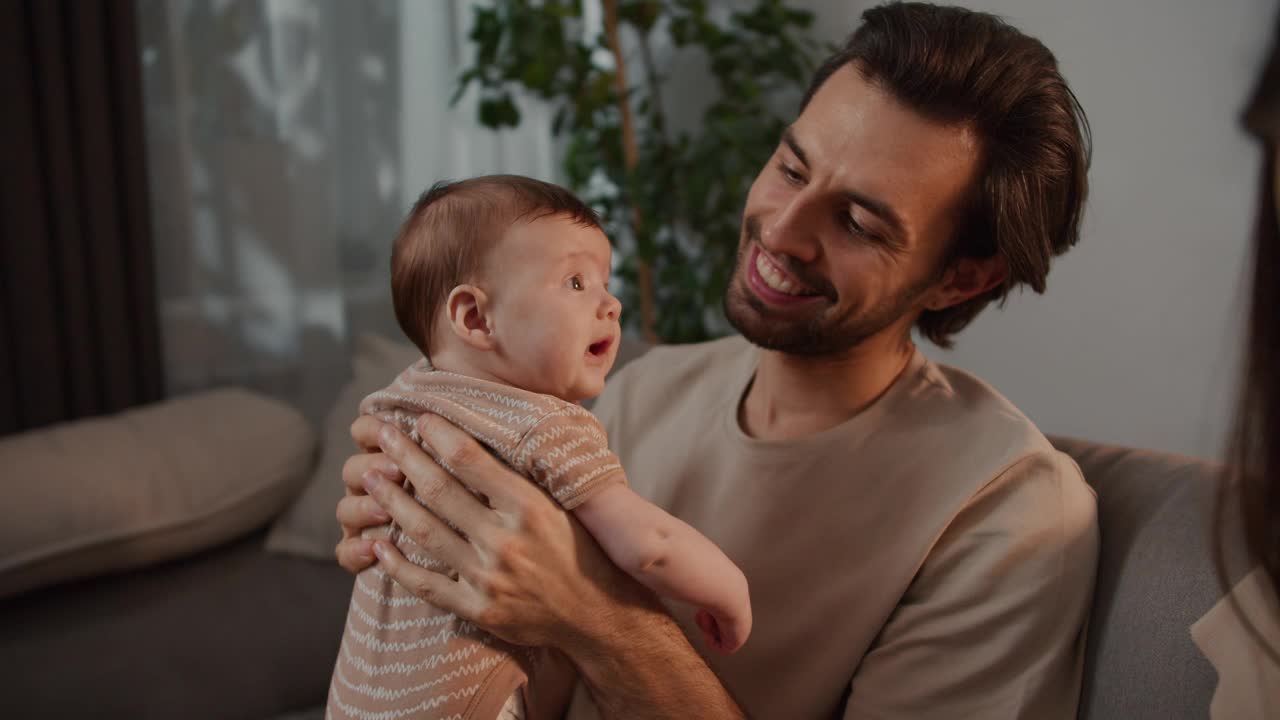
445 284 497 351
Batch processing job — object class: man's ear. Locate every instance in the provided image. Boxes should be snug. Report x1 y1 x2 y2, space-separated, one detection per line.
923 255 1008 311
445 284 497 351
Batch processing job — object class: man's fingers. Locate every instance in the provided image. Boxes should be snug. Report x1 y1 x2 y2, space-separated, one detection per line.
374 424 495 533
351 414 386 452
414 414 538 509
337 494 390 534
342 449 401 495
335 537 376 574
362 469 478 572
372 540 483 619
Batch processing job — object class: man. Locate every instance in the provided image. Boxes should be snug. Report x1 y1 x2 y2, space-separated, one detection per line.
335 3 1098 718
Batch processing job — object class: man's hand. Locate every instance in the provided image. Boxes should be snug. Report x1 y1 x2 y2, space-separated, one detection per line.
333 412 746 719
334 415 399 573
341 413 646 649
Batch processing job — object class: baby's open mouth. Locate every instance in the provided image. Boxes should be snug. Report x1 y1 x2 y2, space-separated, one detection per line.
587 337 613 357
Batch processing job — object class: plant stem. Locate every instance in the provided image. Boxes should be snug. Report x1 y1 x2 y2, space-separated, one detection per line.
603 0 659 343
636 27 667 141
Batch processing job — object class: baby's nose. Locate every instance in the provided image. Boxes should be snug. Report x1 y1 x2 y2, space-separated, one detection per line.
600 292 621 321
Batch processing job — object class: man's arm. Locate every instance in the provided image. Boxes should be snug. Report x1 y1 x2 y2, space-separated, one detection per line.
336 414 745 720
842 451 1099 719
574 483 753 653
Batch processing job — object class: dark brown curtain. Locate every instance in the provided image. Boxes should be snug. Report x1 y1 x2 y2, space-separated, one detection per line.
0 0 163 437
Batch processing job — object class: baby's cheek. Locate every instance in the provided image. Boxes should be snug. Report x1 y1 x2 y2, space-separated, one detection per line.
523 335 573 394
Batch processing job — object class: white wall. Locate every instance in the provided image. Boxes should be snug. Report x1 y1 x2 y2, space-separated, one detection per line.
795 0 1275 458
399 0 558 212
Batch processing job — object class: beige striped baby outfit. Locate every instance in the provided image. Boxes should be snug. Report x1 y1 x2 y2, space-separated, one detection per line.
326 358 625 720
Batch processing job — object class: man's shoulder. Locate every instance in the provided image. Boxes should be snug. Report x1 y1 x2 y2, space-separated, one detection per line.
899 353 1082 490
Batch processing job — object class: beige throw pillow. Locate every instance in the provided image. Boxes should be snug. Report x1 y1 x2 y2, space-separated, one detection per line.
0 388 316 599
265 333 423 560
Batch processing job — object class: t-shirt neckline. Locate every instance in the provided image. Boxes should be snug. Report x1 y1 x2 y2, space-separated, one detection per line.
719 342 928 453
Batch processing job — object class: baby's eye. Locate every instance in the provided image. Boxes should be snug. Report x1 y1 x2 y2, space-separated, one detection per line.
568 275 585 291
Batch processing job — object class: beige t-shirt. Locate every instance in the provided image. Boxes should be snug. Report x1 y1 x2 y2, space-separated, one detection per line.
1191 567 1280 720
572 336 1099 719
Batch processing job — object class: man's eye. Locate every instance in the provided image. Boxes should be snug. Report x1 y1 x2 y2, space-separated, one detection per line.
779 163 805 185
844 212 874 239
569 275 584 291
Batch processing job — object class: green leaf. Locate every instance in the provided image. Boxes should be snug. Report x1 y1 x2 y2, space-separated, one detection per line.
478 93 521 128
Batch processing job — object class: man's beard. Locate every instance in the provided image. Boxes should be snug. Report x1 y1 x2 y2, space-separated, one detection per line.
723 216 930 356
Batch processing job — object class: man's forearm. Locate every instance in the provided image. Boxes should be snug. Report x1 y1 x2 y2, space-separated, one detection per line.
566 595 746 720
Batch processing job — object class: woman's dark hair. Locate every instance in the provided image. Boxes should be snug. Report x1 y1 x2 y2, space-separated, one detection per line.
1216 17 1280 661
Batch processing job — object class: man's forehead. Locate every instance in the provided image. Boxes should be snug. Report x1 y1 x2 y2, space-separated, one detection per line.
794 65 974 162
787 64 981 231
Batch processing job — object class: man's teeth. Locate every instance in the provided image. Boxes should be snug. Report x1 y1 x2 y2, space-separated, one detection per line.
755 253 812 296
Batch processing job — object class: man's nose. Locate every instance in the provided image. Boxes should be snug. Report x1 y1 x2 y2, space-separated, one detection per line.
762 195 822 264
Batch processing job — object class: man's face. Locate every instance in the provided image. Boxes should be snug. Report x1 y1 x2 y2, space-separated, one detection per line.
725 64 982 355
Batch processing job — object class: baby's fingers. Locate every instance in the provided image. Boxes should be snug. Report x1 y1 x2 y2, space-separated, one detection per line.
698 609 749 654
696 609 725 652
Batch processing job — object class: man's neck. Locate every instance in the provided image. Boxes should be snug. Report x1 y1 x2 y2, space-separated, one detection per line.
739 331 917 442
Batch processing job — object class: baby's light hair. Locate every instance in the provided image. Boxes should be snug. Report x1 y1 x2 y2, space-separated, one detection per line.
391 175 602 356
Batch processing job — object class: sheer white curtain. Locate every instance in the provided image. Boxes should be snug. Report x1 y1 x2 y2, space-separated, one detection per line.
137 0 555 421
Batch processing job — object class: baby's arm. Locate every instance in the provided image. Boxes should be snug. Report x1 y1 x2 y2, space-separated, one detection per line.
573 484 752 653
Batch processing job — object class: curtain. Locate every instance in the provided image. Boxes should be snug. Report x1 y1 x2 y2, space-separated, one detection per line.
136 0 556 423
0 0 163 437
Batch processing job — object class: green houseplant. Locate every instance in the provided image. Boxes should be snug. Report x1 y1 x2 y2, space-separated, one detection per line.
455 0 819 343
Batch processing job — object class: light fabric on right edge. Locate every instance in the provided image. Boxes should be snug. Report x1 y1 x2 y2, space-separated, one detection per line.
568 335 1099 719
1191 567 1280 719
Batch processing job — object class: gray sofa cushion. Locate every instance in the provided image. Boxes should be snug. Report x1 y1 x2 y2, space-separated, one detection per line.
0 530 353 720
1051 436 1237 720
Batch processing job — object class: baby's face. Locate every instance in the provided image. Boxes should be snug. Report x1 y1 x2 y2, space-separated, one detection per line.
482 215 622 402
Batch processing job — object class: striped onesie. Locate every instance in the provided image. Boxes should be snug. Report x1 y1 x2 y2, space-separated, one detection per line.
326 358 626 720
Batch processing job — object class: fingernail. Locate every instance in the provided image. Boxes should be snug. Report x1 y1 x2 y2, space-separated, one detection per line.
379 426 396 448
378 460 400 477
373 507 391 522
362 470 383 492
372 542 387 559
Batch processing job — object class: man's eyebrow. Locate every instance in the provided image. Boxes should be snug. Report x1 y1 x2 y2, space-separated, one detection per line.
783 126 906 240
846 189 906 238
782 127 808 167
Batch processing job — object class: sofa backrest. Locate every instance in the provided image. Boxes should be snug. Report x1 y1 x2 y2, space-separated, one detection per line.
1051 436 1232 720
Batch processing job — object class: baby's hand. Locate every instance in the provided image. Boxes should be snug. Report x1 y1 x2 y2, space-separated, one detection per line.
695 607 752 654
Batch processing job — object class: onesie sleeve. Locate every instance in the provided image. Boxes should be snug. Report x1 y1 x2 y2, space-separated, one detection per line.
512 406 627 510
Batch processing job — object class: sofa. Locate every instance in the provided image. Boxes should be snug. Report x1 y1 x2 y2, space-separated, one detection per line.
0 338 1238 719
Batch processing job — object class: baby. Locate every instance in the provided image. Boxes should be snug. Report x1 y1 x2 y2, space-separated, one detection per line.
327 175 752 720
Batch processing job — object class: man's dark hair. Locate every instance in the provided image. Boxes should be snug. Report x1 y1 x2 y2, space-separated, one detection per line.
391 175 601 356
802 2 1091 347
